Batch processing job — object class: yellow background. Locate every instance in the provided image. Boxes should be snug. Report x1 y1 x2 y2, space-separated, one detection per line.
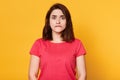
0 0 120 80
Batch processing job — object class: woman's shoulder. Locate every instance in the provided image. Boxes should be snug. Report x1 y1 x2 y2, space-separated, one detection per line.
35 38 43 41
33 38 45 43
74 38 83 43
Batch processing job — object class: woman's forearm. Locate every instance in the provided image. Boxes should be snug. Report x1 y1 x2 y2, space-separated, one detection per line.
29 55 40 80
78 74 86 80
29 75 37 80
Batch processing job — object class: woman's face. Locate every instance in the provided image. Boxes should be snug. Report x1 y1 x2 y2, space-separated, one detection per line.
49 9 66 34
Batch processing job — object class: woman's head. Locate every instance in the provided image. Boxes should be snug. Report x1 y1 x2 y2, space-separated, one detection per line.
42 3 75 42
49 8 67 35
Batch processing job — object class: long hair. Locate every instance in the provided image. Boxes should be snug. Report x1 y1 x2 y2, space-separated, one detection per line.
42 3 75 42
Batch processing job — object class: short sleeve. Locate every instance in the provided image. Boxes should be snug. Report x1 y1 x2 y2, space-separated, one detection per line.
29 39 41 57
75 40 86 57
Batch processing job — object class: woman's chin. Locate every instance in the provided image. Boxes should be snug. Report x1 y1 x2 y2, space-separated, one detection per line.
52 30 63 34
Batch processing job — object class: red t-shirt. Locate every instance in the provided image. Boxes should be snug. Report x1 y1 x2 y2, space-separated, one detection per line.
30 38 86 80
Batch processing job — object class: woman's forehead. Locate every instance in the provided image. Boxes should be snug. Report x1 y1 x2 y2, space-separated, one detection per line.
50 9 64 15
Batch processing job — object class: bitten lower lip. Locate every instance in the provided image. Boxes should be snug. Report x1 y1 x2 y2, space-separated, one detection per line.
55 26 62 27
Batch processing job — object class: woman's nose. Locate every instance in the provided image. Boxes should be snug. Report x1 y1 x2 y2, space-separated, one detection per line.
56 18 60 24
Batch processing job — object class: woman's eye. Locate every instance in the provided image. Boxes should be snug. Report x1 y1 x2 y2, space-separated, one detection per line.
51 16 56 19
61 16 66 20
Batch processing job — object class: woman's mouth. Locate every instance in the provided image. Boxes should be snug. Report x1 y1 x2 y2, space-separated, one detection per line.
55 25 62 27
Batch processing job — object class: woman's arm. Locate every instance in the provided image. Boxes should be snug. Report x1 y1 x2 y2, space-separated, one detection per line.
76 55 86 80
28 55 40 80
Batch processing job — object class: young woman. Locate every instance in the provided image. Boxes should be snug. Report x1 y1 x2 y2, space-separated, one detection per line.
29 3 86 80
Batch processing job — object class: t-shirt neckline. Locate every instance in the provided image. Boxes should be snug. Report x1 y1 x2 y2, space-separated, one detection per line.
47 40 67 45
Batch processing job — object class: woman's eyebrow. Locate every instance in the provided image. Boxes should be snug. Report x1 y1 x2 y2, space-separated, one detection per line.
51 15 57 18
60 15 65 17
51 15 56 16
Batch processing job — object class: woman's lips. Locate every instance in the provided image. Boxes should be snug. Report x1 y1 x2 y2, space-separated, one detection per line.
55 25 62 27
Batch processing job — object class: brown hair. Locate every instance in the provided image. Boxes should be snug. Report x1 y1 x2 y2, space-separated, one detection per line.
42 3 75 42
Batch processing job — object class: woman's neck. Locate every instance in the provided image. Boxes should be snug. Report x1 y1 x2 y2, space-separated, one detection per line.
51 32 63 43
